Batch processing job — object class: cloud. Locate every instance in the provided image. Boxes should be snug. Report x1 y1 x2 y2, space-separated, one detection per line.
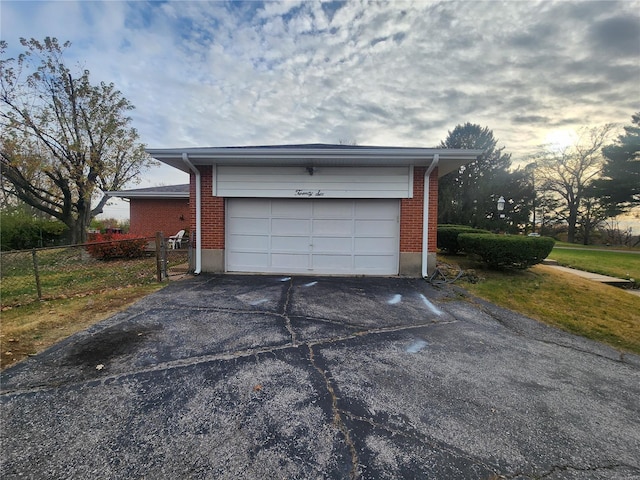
2 0 640 172
512 115 550 125
589 15 640 57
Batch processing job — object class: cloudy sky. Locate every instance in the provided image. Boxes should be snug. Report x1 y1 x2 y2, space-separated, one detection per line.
2 0 640 219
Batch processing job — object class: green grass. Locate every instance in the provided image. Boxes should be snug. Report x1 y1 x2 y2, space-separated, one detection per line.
439 254 640 355
548 248 640 282
554 241 640 251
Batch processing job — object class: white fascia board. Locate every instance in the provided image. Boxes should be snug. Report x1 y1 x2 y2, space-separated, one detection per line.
146 147 483 174
105 191 189 199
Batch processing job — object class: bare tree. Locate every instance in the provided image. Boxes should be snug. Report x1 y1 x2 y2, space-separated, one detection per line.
535 125 614 243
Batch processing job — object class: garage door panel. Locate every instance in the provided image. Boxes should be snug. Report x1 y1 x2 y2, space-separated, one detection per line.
227 252 269 269
355 237 397 253
312 219 352 235
355 219 398 236
271 200 312 216
272 253 309 269
354 255 397 270
229 234 269 250
228 217 270 235
230 200 271 217
311 254 352 269
271 218 310 235
313 201 353 218
355 200 397 219
227 199 399 275
312 236 352 252
271 236 310 252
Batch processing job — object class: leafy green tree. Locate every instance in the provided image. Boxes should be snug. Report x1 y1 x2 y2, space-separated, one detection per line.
593 113 640 215
0 37 155 244
438 123 532 232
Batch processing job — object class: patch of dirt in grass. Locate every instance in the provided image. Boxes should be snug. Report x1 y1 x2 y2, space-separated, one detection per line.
0 283 164 370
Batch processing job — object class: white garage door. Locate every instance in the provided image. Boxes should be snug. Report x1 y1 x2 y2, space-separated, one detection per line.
226 198 399 275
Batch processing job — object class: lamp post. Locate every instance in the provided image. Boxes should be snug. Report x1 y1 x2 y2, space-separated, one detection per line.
497 196 506 219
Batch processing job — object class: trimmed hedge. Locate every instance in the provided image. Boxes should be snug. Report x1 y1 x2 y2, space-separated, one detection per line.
86 233 148 260
458 233 555 269
437 225 491 254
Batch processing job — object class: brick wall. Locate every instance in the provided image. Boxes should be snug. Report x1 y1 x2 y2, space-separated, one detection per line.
191 166 225 249
130 198 190 237
399 166 439 253
427 168 439 252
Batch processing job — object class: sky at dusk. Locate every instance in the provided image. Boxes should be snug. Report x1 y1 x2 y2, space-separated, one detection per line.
2 0 639 221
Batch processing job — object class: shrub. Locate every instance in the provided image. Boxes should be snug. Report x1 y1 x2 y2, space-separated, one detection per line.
437 225 491 254
0 210 68 251
86 233 148 260
458 233 555 269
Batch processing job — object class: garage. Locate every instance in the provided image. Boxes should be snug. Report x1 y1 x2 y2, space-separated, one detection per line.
146 144 482 277
226 198 399 275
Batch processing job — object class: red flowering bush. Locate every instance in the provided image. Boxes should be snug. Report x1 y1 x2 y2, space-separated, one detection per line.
86 233 148 260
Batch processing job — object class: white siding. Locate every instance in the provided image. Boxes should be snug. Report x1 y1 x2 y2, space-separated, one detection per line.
216 166 412 198
226 198 399 275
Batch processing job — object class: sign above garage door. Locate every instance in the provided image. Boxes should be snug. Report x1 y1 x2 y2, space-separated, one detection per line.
216 166 413 198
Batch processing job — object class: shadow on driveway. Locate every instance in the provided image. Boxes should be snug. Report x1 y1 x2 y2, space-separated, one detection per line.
2 275 639 479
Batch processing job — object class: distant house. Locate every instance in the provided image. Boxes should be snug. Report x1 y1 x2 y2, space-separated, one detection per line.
144 144 481 277
106 184 189 237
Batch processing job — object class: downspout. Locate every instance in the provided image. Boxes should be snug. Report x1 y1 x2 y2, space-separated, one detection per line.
422 154 439 278
182 153 202 274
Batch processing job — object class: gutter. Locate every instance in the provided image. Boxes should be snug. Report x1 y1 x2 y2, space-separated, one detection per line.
182 153 202 274
422 154 440 278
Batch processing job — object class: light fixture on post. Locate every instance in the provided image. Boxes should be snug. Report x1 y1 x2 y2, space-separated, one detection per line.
497 195 506 219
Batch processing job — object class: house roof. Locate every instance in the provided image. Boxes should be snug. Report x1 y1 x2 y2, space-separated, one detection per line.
146 144 483 178
106 184 189 199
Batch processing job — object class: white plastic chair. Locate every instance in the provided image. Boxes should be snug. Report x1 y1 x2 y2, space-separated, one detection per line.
167 229 185 249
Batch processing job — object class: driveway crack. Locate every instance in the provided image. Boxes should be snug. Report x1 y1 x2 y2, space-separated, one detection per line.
308 344 360 479
339 410 501 476
282 277 297 345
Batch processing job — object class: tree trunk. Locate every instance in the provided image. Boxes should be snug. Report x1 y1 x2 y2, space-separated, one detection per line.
63 206 91 245
567 209 578 243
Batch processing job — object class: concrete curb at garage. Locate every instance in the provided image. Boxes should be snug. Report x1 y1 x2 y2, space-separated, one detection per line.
2 275 639 479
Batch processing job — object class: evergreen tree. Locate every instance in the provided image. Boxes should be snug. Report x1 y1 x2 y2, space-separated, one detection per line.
438 123 531 232
593 113 640 215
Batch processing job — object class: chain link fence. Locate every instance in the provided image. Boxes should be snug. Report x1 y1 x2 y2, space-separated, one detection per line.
1 233 192 308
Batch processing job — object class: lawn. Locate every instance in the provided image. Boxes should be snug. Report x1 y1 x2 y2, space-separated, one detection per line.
439 254 640 355
548 247 640 283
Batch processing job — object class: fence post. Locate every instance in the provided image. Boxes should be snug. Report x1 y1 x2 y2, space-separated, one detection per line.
155 232 165 282
31 249 42 300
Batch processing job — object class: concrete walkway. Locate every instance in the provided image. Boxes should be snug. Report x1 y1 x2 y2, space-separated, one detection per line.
543 260 634 290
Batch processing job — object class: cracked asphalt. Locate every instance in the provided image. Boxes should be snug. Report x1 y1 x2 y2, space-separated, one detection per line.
1 275 639 479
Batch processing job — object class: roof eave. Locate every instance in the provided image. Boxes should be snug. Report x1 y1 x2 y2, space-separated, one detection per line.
105 191 189 199
145 147 483 176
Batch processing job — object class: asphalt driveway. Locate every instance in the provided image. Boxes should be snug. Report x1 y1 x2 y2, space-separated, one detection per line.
1 275 639 479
